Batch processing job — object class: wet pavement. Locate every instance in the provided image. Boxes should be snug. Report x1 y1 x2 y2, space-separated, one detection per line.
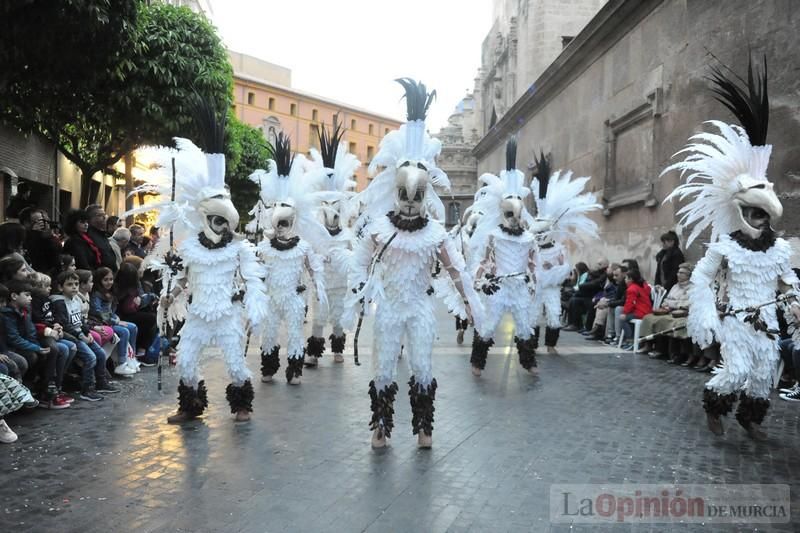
2 306 800 532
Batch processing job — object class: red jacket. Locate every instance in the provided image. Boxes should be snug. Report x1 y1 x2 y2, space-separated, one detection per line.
623 282 653 319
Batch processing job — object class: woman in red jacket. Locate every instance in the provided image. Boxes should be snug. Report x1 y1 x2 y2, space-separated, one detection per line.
619 269 652 350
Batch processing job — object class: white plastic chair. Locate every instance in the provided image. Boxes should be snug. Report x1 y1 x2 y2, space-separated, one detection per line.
617 320 643 352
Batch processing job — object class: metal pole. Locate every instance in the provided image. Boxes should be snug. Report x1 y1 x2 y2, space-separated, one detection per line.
157 157 177 392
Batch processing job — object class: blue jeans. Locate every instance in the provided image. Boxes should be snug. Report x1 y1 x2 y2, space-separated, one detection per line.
621 314 637 344
779 338 800 380
56 339 77 389
113 322 138 354
73 339 107 388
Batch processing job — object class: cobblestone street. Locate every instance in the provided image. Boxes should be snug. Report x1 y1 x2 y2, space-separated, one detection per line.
2 306 799 532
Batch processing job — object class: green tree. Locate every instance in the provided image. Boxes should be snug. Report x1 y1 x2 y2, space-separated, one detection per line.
1 1 232 207
225 114 273 224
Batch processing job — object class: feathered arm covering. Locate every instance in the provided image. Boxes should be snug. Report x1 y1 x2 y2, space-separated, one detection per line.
687 243 724 348
305 249 328 313
341 233 377 329
436 236 484 323
238 240 269 325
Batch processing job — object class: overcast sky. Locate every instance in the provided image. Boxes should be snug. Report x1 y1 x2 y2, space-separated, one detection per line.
211 0 492 132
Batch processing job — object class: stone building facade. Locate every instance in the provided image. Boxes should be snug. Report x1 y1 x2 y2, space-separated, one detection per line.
473 0 800 278
434 94 480 228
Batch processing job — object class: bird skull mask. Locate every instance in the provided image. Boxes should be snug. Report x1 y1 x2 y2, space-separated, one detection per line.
395 159 429 218
272 202 297 240
732 174 782 239
319 199 342 232
500 194 524 230
198 192 239 245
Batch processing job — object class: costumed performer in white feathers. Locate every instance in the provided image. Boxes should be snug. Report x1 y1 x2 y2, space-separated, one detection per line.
303 125 360 366
128 100 268 424
343 78 479 449
249 133 329 385
661 56 800 439
468 136 539 377
528 151 601 353
450 203 483 345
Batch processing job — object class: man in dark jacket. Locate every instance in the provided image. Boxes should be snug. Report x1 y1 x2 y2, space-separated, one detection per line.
85 204 118 272
654 231 685 292
19 207 62 275
564 259 609 331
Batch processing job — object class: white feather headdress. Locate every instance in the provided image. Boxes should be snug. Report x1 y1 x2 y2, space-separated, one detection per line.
662 120 772 246
248 133 334 250
304 125 361 225
531 170 601 245
357 78 451 221
125 137 225 244
661 56 774 247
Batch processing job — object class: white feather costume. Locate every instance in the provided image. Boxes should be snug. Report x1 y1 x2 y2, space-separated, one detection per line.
529 171 601 337
303 139 360 360
249 143 330 383
468 142 539 372
662 56 799 438
126 136 268 419
664 122 798 400
345 79 478 444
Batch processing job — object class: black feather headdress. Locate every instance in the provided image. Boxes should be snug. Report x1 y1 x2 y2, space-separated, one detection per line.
534 150 551 200
192 92 227 154
395 78 436 121
273 132 294 177
318 124 345 169
708 54 769 146
505 136 517 171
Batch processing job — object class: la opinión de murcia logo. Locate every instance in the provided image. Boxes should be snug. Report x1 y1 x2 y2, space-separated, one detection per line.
549 484 790 524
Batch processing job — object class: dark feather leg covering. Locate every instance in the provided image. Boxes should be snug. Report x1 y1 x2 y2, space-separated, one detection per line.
702 388 737 417
329 333 346 354
261 346 280 377
735 392 770 427
285 354 304 381
470 333 494 370
368 380 399 438
177 380 208 417
545 327 560 347
306 336 326 358
408 376 437 436
515 336 537 369
532 326 540 350
225 380 254 413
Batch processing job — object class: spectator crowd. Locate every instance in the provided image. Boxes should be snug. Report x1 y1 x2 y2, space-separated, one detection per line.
0 205 164 443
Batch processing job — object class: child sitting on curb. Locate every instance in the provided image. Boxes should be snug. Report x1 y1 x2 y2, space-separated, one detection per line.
51 271 119 401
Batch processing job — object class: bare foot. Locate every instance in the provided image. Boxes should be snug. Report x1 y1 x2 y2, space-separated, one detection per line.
371 428 387 448
261 375 273 383
333 354 345 363
417 431 432 449
471 366 482 377
234 410 251 422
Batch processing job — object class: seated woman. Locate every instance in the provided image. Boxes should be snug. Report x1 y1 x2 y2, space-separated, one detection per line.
638 263 692 360
619 269 653 351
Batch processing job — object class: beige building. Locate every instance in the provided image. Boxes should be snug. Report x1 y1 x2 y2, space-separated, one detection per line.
229 51 403 190
472 0 800 278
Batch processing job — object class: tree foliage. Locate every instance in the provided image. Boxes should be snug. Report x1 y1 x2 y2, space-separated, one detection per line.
224 114 273 224
0 1 232 207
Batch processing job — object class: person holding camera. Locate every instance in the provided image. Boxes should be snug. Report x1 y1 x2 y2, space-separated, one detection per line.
19 207 62 275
